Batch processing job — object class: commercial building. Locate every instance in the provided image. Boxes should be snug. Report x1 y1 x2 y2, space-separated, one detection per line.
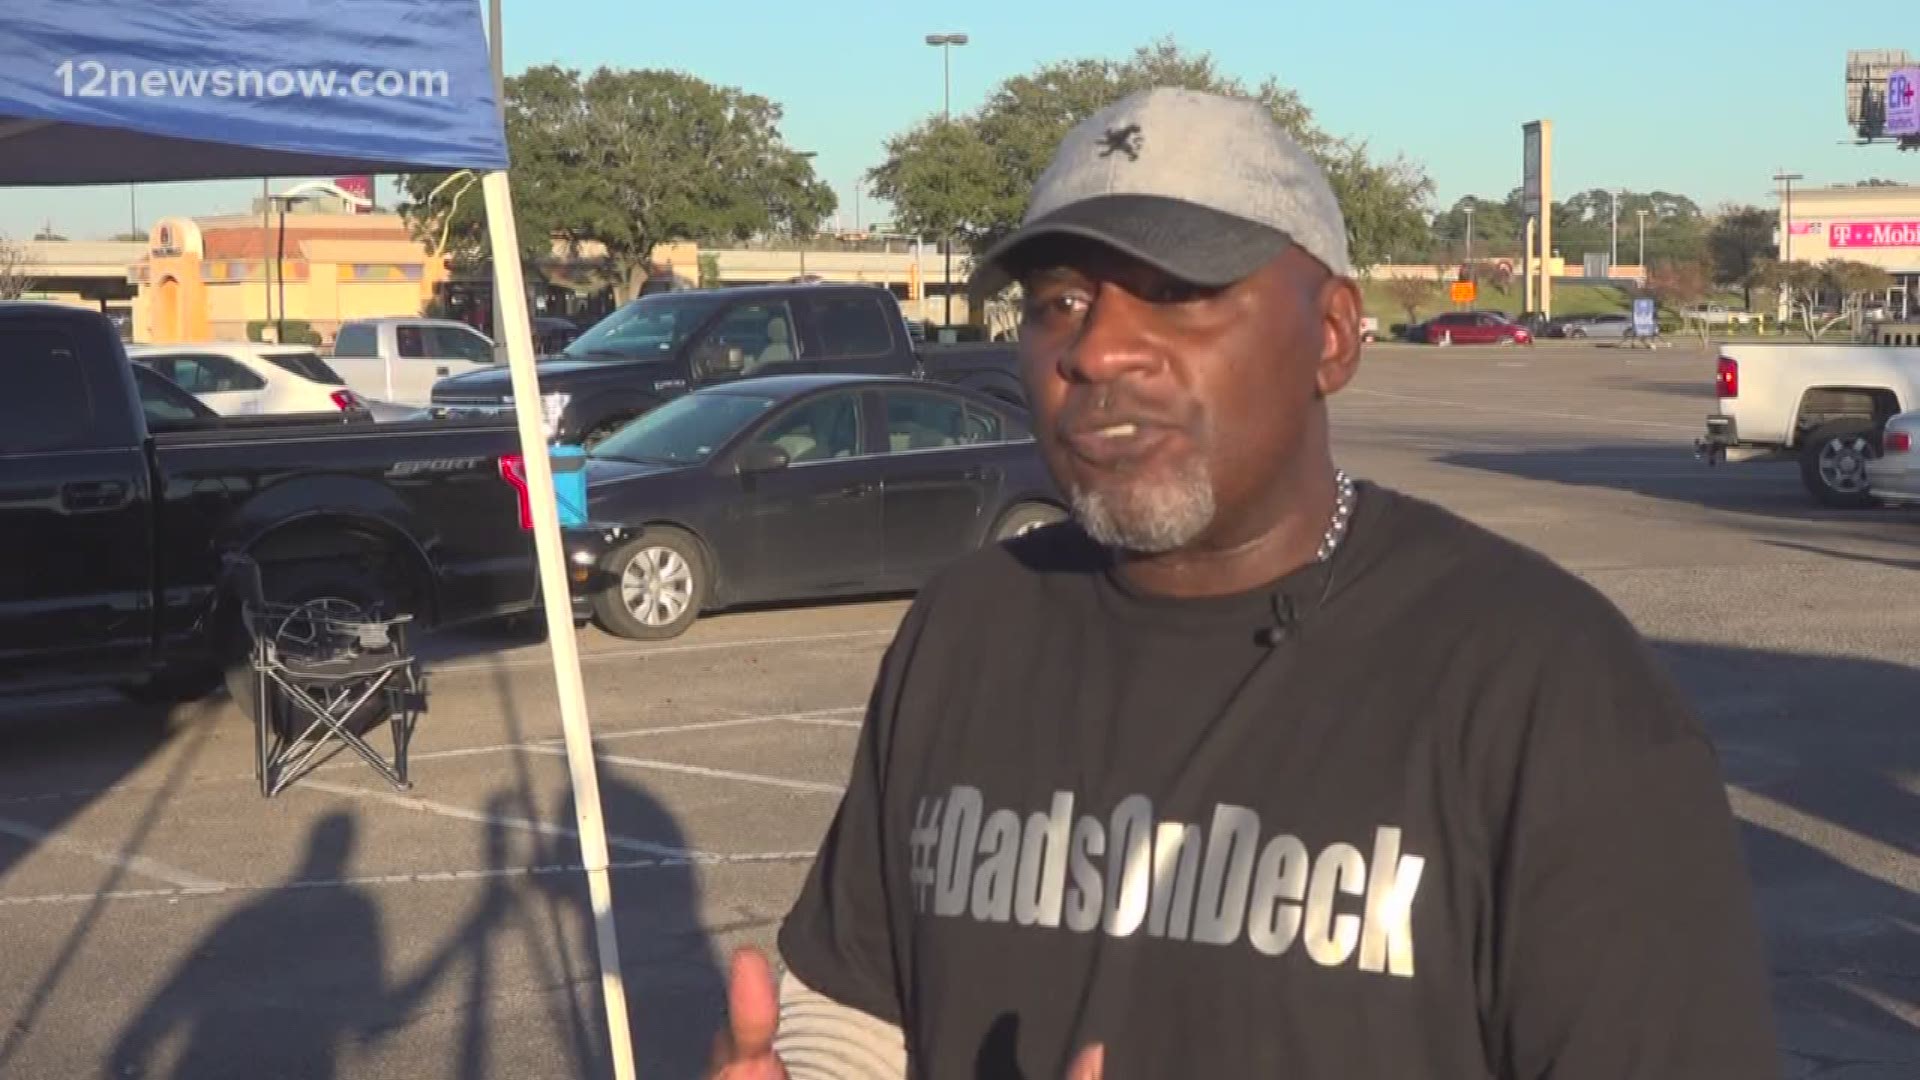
1777 182 1920 318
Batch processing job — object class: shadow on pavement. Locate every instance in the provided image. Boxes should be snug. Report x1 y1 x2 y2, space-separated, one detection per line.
1435 441 1920 528
1650 639 1919 1068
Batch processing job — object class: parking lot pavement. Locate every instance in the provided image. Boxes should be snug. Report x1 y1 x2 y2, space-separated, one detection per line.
1 340 1916 1078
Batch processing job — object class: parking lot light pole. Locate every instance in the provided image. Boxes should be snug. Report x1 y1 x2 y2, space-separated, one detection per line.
1637 208 1648 269
926 31 967 327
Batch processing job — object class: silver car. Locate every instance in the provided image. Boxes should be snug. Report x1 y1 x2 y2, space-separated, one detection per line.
1558 312 1637 339
1865 410 1920 504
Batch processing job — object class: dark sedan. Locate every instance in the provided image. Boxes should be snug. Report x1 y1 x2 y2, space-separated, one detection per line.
563 373 1067 639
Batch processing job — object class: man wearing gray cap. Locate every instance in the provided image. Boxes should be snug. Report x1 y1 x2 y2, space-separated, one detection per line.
710 88 1778 1079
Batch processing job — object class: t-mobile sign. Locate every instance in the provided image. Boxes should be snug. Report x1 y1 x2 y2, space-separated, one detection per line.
1829 221 1920 247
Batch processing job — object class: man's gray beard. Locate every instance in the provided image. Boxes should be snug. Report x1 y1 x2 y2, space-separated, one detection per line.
1068 460 1216 554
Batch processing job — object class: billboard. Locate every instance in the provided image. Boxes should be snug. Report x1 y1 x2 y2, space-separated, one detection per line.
1522 123 1542 215
333 174 373 212
1889 68 1920 135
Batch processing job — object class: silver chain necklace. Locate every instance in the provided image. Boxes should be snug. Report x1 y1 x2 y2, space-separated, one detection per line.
1314 469 1357 563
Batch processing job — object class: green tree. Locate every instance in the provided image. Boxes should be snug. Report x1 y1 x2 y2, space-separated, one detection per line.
1707 206 1777 309
868 38 1433 280
397 65 835 296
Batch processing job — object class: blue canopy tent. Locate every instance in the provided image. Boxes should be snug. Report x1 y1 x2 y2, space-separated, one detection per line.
0 2 635 1072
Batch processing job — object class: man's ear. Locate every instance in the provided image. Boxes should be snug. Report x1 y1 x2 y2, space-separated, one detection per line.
1316 276 1365 397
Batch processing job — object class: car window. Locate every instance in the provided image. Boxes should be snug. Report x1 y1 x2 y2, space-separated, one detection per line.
164 354 266 393
963 402 1004 443
429 326 495 363
690 301 799 381
884 390 970 451
259 349 345 385
809 294 895 359
0 320 103 454
751 392 862 463
562 292 727 360
589 391 777 466
332 323 377 358
396 325 428 359
133 365 215 428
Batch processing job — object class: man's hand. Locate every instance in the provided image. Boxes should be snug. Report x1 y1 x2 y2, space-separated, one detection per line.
709 947 787 1078
1065 1043 1104 1079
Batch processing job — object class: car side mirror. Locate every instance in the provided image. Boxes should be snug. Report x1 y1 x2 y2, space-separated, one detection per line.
737 443 790 474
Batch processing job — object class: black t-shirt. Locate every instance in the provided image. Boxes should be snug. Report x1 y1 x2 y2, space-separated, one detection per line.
778 480 1779 1079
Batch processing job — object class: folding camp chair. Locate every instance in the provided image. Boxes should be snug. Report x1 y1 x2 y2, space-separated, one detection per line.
223 554 427 798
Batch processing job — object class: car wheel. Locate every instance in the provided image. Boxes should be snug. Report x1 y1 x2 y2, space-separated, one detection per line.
592 529 706 640
991 501 1068 542
1569 328 1586 339
1798 419 1884 509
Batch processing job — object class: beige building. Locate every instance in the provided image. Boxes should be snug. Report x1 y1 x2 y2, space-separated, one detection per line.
130 208 449 344
1777 183 1920 317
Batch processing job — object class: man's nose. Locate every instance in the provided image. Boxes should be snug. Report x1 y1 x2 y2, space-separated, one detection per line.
1058 286 1161 385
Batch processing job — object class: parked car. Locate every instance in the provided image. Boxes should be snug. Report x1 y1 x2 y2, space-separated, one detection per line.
328 316 499 407
561 373 1065 640
1682 304 1761 328
0 301 540 706
1412 310 1534 346
1695 342 1920 507
1553 312 1638 340
129 341 371 417
1865 409 1920 505
428 282 1027 448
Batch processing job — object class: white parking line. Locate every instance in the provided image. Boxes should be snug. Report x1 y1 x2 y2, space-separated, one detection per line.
0 815 226 890
0 850 819 908
433 628 893 675
1727 785 1920 894
521 744 845 795
1344 387 1699 432
0 707 872 810
783 714 863 729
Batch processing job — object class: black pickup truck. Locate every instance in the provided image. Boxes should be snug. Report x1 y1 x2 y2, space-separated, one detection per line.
0 301 540 704
429 281 1026 446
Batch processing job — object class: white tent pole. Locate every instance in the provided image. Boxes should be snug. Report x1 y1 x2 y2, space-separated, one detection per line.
480 167 637 1080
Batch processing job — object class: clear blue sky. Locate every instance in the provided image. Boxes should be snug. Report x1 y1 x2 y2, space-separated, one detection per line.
2 0 1911 239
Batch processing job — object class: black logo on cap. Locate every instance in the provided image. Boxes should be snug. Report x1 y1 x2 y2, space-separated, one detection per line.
1097 124 1143 161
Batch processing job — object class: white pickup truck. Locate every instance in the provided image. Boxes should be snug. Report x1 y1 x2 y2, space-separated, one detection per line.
1695 341 1920 507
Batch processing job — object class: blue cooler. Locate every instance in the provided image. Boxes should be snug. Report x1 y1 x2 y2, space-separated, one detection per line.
550 445 589 527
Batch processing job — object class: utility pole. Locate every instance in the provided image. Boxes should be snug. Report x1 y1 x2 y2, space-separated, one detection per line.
1637 208 1648 268
1609 189 1620 268
1773 170 1803 263
925 31 967 327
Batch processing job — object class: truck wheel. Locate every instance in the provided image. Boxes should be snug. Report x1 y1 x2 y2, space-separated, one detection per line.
223 561 398 718
992 502 1067 541
1799 419 1883 509
591 529 706 640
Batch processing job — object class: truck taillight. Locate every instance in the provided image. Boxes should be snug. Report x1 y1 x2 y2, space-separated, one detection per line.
498 454 533 530
330 389 364 411
1888 431 1912 453
1715 356 1738 398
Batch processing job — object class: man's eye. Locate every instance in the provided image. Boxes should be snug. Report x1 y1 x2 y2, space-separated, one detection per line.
1027 293 1089 318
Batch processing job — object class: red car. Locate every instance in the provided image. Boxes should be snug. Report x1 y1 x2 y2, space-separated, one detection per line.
1419 311 1534 345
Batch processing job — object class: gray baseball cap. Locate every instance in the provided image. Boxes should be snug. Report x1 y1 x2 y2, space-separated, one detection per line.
968 87 1354 295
